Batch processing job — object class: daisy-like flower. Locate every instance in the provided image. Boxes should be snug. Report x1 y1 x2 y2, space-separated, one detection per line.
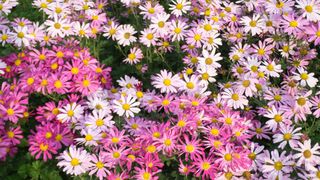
293 67 318 87
151 70 183 93
85 110 114 132
296 0 320 21
169 0 191 17
264 106 290 132
57 103 84 123
139 28 158 47
57 146 91 176
123 47 143 65
169 19 188 41
221 89 248 109
240 14 265 36
259 60 283 77
9 26 31 47
198 49 222 69
150 12 170 36
86 95 111 113
293 139 320 171
44 14 71 38
179 74 202 94
115 24 137 46
88 154 110 180
273 125 302 149
262 150 294 180
75 128 102 146
73 22 90 38
306 22 320 45
113 95 140 118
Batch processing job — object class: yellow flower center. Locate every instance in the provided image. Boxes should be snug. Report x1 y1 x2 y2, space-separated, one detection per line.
185 144 195 153
202 162 211 170
146 33 153 40
176 3 183 10
82 79 90 87
158 21 165 28
162 99 170 106
205 58 213 65
96 119 104 127
164 139 172 146
274 161 283 171
289 21 298 28
96 161 104 169
283 133 292 140
297 97 306 106
143 172 151 180
128 53 136 60
210 128 220 136
71 67 79 74
7 108 14 116
39 143 48 151
258 48 265 55
248 152 256 160
177 120 186 127
224 153 233 161
7 131 14 138
305 5 313 13
274 114 283 123
153 132 161 138
55 134 62 141
45 132 52 139
300 73 308 80
186 82 194 89
249 20 257 27
231 93 239 101
71 158 80 166
131 123 138 129
267 64 274 71
67 110 74 117
303 150 312 158
163 79 171 86
54 23 61 29
146 145 156 153
242 80 250 87
122 103 130 110
174 27 181 34
124 32 131 39
194 34 201 41
113 151 120 158
148 7 155 14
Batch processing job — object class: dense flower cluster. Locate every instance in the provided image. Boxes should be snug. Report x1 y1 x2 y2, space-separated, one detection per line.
1 0 320 179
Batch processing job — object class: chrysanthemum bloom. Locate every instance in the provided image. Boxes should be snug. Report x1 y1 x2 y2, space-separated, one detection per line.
57 103 84 123
273 125 302 149
57 146 91 175
88 154 110 180
293 139 320 171
151 70 183 93
115 24 137 46
113 95 140 118
29 141 57 161
262 150 294 179
123 47 143 65
293 67 318 87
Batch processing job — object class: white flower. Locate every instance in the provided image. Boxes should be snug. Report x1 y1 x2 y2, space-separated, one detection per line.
259 61 283 77
57 103 84 123
262 150 294 180
293 67 318 88
44 14 71 38
293 139 320 171
296 0 320 22
221 89 248 109
240 14 265 36
273 125 302 149
86 95 111 114
151 70 183 93
169 0 191 17
85 110 114 132
115 24 137 46
57 146 91 175
0 59 6 74
75 128 102 146
9 26 32 47
113 95 140 118
198 49 222 69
